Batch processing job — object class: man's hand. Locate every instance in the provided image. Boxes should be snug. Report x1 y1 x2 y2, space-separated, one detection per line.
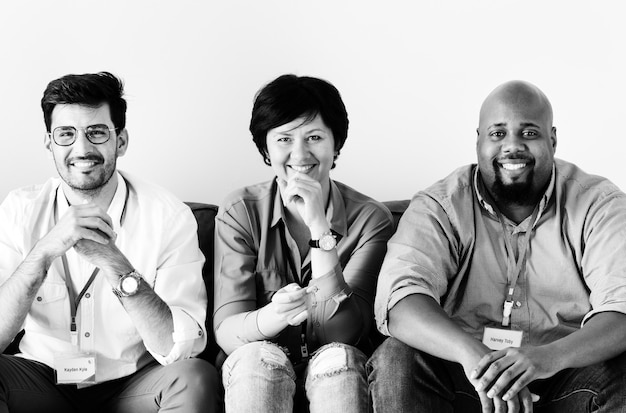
35 204 116 262
74 238 133 284
460 347 538 412
472 346 555 404
277 174 326 230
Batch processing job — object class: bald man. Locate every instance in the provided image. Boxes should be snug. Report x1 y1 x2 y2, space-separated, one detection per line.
369 81 626 412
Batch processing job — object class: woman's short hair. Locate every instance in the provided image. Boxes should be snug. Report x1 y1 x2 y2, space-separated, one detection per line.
250 74 349 167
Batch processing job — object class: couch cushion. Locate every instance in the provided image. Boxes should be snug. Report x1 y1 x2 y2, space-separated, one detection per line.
184 202 219 364
383 199 410 230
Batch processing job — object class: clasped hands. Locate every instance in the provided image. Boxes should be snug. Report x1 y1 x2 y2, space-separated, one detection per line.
37 203 130 283
465 345 557 413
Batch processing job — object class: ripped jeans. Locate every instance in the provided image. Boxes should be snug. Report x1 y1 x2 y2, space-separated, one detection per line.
222 341 369 413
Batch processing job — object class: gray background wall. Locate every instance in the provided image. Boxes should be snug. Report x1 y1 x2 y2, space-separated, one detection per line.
1 0 624 204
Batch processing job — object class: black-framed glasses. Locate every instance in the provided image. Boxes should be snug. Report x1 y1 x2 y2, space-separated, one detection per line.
49 124 118 146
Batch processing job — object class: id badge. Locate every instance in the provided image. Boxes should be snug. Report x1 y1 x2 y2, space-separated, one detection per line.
54 352 96 385
482 327 523 350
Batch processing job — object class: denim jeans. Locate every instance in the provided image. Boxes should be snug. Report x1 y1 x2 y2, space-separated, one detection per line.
0 355 222 413
367 337 626 413
222 341 369 413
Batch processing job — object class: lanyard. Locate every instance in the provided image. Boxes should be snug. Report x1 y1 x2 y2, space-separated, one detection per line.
60 255 99 346
493 205 540 327
53 190 101 347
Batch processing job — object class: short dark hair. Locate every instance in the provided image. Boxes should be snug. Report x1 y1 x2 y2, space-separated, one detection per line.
41 71 127 133
250 74 349 167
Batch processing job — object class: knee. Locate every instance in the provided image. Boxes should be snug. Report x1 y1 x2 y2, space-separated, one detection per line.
367 337 417 380
223 341 294 383
165 359 222 410
307 343 366 381
169 358 219 393
182 359 219 388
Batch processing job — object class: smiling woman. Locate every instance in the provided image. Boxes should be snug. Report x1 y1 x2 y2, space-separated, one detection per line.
213 74 395 413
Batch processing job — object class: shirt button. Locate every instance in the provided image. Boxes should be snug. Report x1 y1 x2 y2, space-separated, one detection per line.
315 322 320 327
84 332 90 338
85 293 91 298
515 301 522 308
36 296 42 302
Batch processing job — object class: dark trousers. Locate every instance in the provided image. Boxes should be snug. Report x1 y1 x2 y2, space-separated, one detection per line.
367 337 626 413
0 355 222 413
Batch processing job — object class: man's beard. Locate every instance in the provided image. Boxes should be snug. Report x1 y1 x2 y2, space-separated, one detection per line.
54 154 116 197
491 167 536 206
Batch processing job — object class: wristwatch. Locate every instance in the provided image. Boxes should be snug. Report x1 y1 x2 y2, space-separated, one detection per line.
113 270 142 298
309 231 337 251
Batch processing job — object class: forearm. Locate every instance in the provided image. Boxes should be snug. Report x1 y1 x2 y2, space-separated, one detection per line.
543 311 626 372
95 245 177 355
216 305 285 355
309 222 338 278
0 247 51 351
388 294 489 367
117 279 175 356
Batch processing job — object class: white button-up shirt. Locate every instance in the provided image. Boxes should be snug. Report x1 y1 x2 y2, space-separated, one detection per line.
0 171 207 382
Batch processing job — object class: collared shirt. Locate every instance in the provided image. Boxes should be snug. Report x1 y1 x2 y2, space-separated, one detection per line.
375 159 626 346
0 171 207 382
214 179 393 356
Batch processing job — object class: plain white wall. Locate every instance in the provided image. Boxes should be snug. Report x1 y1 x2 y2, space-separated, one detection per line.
1 0 625 204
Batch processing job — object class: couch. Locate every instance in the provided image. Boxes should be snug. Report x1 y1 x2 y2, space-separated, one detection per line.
4 199 411 364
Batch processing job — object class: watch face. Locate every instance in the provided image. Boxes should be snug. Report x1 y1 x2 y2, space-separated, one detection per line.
319 234 337 251
121 275 139 294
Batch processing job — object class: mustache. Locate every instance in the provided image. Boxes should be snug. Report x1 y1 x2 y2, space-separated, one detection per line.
494 154 534 164
66 154 104 164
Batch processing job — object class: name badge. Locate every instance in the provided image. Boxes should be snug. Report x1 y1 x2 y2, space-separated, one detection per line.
54 353 96 385
482 327 523 350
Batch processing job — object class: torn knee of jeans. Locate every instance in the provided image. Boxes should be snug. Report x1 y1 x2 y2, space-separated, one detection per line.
309 346 348 379
259 344 290 371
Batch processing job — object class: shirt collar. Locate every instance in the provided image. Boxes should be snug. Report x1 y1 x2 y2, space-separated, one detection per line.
473 163 556 228
270 178 347 238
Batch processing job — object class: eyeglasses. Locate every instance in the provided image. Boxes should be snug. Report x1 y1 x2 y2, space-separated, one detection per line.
49 124 118 146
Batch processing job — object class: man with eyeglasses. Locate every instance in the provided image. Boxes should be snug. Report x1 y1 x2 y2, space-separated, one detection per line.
0 72 220 412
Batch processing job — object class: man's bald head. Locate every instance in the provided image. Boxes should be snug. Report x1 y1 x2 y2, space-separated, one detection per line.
476 80 557 214
479 80 553 129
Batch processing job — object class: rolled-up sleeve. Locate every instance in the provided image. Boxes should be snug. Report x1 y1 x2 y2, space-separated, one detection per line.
150 206 207 364
213 201 259 337
375 194 460 336
580 189 626 325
